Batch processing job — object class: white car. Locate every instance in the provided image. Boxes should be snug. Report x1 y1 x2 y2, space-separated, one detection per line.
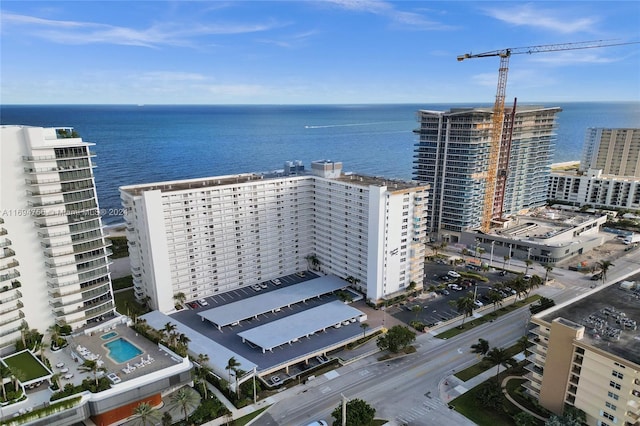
447 270 461 278
271 278 282 286
473 300 484 307
259 282 268 289
197 299 209 306
251 284 262 291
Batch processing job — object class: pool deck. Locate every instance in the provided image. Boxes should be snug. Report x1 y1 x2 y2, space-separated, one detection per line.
50 324 181 386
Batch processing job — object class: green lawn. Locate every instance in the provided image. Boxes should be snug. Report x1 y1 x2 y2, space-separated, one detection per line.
3 351 50 381
436 295 541 340
112 275 133 290
230 406 270 426
114 288 148 316
109 236 129 259
455 342 528 381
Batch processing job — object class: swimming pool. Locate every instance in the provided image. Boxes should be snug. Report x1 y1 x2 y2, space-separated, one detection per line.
101 331 118 340
104 338 143 364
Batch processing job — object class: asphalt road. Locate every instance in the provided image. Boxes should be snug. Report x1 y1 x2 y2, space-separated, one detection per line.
260 306 531 426
256 249 640 426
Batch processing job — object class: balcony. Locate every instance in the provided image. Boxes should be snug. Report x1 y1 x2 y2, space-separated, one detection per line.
0 260 19 271
53 295 113 316
0 310 24 327
22 151 96 161
0 271 20 283
0 239 12 248
0 290 22 304
50 286 111 310
0 300 23 315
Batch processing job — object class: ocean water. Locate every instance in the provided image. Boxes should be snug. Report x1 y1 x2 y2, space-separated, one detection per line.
2 102 638 224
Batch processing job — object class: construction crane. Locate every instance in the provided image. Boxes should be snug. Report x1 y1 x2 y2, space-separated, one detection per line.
457 40 636 233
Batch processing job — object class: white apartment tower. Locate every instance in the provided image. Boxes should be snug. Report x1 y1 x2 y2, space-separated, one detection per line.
413 106 561 241
120 160 428 312
581 128 640 177
0 126 115 349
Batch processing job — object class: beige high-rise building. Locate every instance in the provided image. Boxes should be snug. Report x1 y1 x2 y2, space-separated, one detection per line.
527 284 640 426
581 128 640 177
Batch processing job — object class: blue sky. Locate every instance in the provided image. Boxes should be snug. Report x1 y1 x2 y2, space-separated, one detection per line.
1 1 639 104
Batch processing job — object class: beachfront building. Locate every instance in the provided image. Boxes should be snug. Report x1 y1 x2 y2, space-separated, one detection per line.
581 128 640 177
527 283 640 426
413 105 561 242
548 128 640 212
0 126 115 350
120 160 429 312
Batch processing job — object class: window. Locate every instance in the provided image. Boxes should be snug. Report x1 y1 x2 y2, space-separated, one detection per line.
611 370 623 379
602 412 615 421
605 401 616 411
609 381 621 390
607 391 619 400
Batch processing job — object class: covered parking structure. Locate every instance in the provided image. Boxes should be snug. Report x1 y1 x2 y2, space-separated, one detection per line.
237 301 366 353
140 311 256 379
198 275 348 330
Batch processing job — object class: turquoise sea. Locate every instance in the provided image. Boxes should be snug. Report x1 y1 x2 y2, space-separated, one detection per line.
1 102 638 224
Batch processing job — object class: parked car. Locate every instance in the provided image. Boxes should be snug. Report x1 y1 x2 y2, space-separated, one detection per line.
305 421 328 426
271 278 282 285
197 299 209 307
473 300 484 307
439 275 453 281
447 271 461 278
436 289 450 296
499 270 507 276
259 282 268 289
251 284 262 291
295 271 306 278
188 302 199 309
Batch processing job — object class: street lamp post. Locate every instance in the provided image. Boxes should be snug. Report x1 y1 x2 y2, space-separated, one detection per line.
490 241 495 267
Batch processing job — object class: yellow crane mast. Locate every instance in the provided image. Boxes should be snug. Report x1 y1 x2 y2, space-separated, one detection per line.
457 40 636 233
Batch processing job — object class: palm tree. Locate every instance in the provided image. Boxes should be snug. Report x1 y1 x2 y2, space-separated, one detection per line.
306 254 320 271
598 260 614 285
161 412 172 426
0 364 11 401
517 335 530 357
524 259 533 275
49 372 62 391
543 264 553 282
470 338 490 357
359 322 369 338
163 322 177 345
484 347 513 381
132 401 161 426
78 359 107 387
173 292 186 308
226 357 241 391
411 305 422 321
488 290 503 314
196 353 211 399
170 387 200 421
449 294 475 328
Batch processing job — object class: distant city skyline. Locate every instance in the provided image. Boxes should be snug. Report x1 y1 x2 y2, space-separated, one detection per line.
1 1 639 104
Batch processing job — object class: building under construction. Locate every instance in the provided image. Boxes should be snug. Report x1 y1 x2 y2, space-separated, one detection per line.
413 105 561 242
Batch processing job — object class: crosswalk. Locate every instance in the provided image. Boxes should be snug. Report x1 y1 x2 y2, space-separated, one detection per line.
394 398 445 425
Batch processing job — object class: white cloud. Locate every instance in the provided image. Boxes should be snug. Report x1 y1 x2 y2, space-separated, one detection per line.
257 30 319 48
0 12 280 48
483 4 598 34
324 0 453 30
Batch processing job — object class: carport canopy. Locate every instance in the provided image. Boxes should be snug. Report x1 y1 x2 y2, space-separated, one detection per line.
198 275 348 329
237 300 364 353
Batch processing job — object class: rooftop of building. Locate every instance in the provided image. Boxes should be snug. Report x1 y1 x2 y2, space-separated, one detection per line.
541 280 640 365
120 161 424 196
550 168 640 181
417 105 561 116
485 207 603 242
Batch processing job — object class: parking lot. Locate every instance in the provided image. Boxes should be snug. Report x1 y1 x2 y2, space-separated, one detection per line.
391 262 520 327
170 272 364 373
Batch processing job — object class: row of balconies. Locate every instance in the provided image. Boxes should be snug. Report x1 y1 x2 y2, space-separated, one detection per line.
22 151 95 162
0 310 24 327
52 294 113 316
49 278 110 299
0 300 24 316
56 301 114 326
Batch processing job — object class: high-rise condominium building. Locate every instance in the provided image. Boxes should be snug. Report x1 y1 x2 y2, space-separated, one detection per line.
413 106 561 241
527 283 640 426
120 160 429 312
581 128 640 177
0 126 115 349
548 128 640 211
